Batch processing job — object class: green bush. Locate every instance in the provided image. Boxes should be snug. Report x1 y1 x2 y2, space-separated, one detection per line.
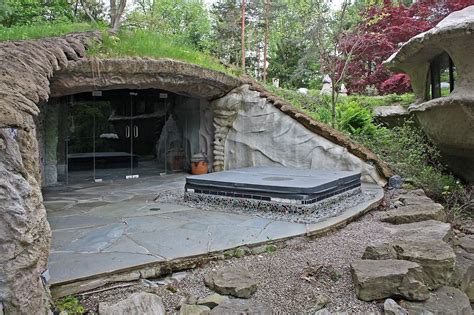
356 120 460 198
55 296 85 315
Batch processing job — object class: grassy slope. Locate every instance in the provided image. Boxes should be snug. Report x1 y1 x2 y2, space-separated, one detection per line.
0 23 235 76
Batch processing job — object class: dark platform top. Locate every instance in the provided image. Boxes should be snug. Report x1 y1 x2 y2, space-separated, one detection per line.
186 167 360 195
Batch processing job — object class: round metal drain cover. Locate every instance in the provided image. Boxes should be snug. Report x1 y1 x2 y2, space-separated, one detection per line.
262 176 294 181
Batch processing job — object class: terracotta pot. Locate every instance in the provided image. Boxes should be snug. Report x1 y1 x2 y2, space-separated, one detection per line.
191 161 208 175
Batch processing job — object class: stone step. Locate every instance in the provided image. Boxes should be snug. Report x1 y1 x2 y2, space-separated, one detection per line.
401 286 472 315
384 219 452 243
381 203 446 224
351 259 429 302
363 240 456 289
451 247 474 303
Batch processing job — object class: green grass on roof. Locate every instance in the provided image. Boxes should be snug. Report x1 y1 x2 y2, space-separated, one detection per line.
88 30 238 76
0 24 238 76
0 22 98 41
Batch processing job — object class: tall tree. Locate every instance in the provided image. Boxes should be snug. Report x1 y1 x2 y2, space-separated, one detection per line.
311 0 368 126
241 0 246 71
110 0 126 32
262 0 270 82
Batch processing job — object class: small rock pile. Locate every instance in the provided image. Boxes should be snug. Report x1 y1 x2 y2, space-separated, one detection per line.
351 189 474 314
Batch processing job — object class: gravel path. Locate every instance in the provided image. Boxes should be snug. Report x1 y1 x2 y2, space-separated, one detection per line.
79 193 394 314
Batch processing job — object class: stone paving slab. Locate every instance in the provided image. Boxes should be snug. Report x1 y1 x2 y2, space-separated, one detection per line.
44 174 383 286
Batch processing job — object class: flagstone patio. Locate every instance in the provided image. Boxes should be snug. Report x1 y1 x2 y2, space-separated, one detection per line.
43 174 383 296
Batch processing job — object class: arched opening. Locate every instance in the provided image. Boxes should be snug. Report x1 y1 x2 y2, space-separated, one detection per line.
39 88 213 186
428 52 457 100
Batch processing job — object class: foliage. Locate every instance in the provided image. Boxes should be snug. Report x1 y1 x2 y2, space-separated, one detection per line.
88 30 237 76
0 0 74 27
336 100 377 136
342 0 474 94
379 73 411 95
55 296 85 315
0 22 98 41
126 0 212 50
357 120 460 198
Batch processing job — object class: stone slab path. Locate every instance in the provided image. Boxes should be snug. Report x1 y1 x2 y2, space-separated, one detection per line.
43 174 383 286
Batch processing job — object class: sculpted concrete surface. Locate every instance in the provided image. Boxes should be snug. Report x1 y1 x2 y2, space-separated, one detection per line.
44 174 383 290
213 85 386 186
385 6 474 182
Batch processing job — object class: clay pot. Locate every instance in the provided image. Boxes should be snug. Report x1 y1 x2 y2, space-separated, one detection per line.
191 161 208 175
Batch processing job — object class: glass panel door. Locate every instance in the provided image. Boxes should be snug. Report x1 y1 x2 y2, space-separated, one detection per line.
66 96 95 184
92 90 134 182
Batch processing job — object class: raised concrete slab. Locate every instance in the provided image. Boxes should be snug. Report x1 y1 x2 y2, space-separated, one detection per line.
44 174 383 296
186 167 360 204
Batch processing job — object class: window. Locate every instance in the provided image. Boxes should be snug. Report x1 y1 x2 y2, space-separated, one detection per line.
429 52 456 100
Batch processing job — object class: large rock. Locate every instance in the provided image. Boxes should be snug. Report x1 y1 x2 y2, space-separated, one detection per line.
451 247 474 302
98 292 165 315
381 203 446 224
363 240 455 289
351 259 429 301
179 304 211 315
459 235 474 253
205 267 257 298
402 286 472 315
385 220 452 243
0 128 51 314
209 299 271 315
373 105 409 128
393 240 455 289
384 298 408 315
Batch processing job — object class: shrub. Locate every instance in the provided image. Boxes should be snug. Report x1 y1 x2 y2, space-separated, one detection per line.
55 296 85 315
379 73 412 95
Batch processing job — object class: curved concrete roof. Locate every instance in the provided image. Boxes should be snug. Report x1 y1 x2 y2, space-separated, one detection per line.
385 5 474 71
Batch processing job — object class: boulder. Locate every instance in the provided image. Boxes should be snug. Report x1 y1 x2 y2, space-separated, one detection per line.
450 247 474 303
373 105 409 128
204 267 257 298
209 299 271 315
363 240 455 289
179 304 211 315
362 243 397 260
385 220 452 243
197 294 229 309
381 203 445 224
393 240 455 289
397 195 434 206
384 298 408 315
459 235 474 253
98 292 165 315
402 286 472 315
351 259 429 302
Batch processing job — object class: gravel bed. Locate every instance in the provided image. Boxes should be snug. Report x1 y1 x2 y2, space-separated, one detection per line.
156 187 377 224
79 201 394 314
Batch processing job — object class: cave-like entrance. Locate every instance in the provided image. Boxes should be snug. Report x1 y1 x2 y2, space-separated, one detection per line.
40 88 212 185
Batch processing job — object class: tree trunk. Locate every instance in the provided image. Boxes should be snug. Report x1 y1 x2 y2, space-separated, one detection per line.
331 81 336 128
263 0 270 82
110 0 127 33
241 0 246 72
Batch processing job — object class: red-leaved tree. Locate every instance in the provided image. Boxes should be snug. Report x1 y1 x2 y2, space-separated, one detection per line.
341 0 474 95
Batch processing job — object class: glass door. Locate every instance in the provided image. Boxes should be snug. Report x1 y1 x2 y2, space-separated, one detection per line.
92 90 135 182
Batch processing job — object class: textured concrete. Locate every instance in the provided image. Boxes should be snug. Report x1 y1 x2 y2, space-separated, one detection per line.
44 174 383 287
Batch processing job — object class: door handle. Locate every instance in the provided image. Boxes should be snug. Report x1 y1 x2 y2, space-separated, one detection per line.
134 126 138 138
125 126 130 138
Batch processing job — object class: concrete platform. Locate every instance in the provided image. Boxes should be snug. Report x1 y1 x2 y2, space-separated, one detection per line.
43 174 383 297
186 167 361 204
